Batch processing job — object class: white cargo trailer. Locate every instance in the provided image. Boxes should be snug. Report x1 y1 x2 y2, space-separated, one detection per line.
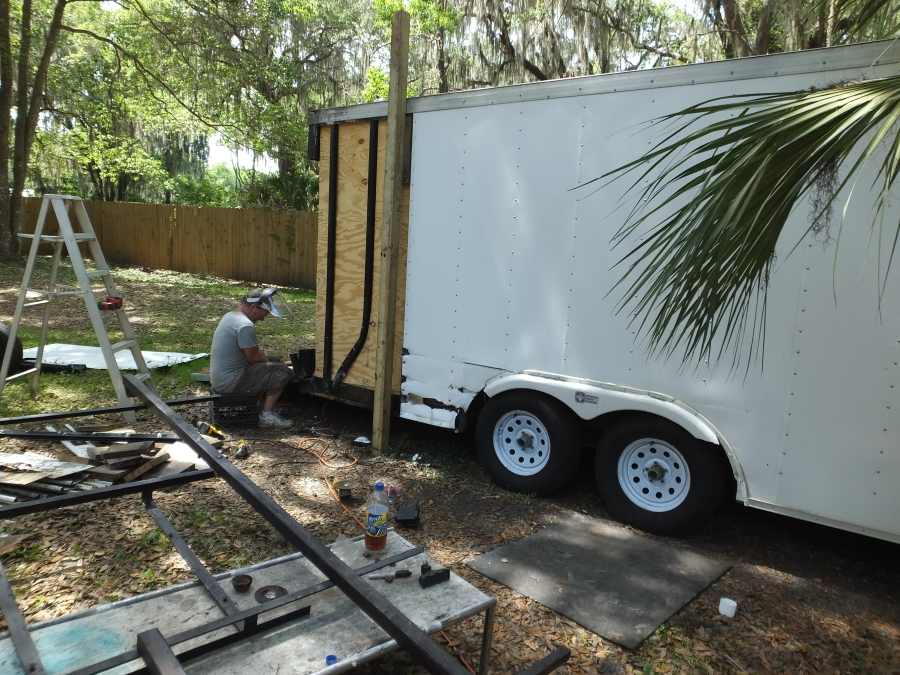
306 40 900 542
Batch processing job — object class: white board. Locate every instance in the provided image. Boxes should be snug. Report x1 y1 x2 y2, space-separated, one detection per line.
22 344 207 370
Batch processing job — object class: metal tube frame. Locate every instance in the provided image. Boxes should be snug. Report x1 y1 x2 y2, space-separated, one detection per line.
0 430 179 442
69 545 425 675
0 561 45 675
0 381 570 674
123 373 469 675
0 469 213 519
0 394 218 426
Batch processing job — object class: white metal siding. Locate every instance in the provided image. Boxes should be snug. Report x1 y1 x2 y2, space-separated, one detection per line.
402 44 900 540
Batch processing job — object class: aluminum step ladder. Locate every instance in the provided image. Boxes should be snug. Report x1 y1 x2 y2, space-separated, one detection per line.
0 195 152 419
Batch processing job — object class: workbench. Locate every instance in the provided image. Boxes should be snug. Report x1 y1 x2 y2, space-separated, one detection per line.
0 532 496 674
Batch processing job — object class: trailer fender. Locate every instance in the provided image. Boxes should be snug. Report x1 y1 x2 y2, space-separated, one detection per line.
484 369 715 437
482 371 747 499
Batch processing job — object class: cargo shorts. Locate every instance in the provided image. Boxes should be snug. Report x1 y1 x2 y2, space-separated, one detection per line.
231 362 294 396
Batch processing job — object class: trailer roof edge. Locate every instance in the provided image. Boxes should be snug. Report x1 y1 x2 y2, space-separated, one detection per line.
309 39 900 125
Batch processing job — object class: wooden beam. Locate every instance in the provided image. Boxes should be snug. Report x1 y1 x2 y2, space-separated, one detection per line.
372 10 410 452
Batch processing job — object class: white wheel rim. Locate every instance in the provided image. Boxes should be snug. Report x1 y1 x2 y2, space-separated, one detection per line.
492 410 550 476
617 438 691 512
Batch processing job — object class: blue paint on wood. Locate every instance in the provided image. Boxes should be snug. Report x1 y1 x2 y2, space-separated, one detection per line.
35 623 127 674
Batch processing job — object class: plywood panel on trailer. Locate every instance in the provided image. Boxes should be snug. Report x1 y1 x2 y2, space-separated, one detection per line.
314 121 409 393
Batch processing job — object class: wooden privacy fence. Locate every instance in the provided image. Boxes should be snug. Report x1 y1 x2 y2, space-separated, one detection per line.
20 198 318 289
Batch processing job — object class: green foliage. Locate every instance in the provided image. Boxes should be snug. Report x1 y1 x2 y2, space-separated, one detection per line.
592 74 900 365
238 167 319 211
174 166 240 208
362 67 391 102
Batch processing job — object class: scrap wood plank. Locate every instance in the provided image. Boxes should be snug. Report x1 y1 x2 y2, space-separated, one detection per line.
84 465 128 479
0 452 89 479
105 456 146 471
94 441 155 460
0 471 52 486
117 453 169 483
143 460 197 480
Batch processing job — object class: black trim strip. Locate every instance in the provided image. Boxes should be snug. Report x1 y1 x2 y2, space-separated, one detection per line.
333 119 379 388
323 124 339 382
307 123 320 161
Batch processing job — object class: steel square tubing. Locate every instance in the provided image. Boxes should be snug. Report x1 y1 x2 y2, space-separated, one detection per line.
0 470 214 519
123 374 467 675
70 545 424 675
0 395 219 426
0 561 45 675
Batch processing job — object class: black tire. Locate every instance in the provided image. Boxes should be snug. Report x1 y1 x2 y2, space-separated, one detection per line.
0 323 23 375
476 391 580 495
595 416 729 535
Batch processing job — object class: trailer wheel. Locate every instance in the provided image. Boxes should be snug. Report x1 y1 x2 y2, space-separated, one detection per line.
595 417 728 535
476 392 579 495
0 323 23 375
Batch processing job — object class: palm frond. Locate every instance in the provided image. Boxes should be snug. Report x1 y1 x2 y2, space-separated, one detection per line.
587 74 900 366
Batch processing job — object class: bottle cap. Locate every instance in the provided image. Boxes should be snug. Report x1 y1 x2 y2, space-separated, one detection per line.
374 481 385 491
325 654 338 666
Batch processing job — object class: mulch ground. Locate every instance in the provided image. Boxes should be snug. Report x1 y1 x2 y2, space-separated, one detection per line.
1 395 899 674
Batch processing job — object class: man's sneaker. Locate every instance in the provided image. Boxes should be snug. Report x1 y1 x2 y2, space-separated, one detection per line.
259 410 292 429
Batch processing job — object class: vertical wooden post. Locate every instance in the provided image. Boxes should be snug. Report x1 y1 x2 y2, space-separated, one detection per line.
372 10 410 452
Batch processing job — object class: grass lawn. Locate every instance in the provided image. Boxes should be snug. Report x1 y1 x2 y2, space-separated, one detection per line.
0 256 316 416
0 258 898 674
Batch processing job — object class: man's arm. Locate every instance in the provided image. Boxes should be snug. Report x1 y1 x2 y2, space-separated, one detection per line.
241 345 268 364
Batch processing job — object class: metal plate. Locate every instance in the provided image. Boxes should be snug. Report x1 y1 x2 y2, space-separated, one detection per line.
468 512 730 648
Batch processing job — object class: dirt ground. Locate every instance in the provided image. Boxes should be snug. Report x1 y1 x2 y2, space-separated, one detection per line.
2 393 898 674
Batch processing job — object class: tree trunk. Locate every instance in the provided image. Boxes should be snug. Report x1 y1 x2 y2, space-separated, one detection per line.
826 0 836 46
7 0 67 254
0 0 13 258
437 28 449 93
755 0 774 54
722 0 750 57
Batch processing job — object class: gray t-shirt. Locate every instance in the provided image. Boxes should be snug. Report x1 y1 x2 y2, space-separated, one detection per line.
210 311 257 393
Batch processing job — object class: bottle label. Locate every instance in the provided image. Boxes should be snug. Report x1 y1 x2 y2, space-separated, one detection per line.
367 510 388 537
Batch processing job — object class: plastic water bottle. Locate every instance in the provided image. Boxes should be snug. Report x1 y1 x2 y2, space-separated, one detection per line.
365 481 389 552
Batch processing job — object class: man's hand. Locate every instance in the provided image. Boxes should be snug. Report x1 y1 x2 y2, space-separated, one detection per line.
241 345 268 364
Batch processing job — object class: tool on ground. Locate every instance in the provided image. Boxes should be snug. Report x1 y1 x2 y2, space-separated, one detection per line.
234 440 252 459
368 569 412 583
231 574 253 593
0 194 152 421
333 479 353 501
97 295 123 311
419 567 450 589
394 501 420 528
196 421 227 440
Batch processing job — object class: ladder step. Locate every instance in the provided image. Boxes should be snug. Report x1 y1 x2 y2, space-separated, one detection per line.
52 288 87 297
17 233 95 242
4 368 38 383
110 340 136 353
